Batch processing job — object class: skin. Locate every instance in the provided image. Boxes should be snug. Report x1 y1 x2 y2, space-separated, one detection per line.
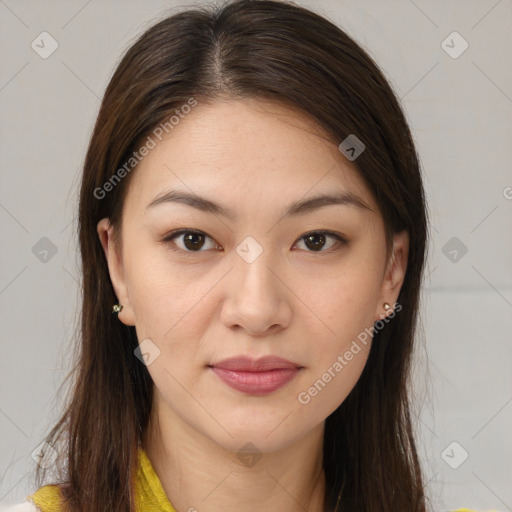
97 98 409 512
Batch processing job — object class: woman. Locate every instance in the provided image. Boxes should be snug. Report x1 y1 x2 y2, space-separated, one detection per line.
1 1 491 511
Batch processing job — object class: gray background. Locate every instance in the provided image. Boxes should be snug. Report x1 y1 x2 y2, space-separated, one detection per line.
1 0 511 510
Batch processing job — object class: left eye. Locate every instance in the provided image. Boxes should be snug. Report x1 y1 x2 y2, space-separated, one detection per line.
294 231 346 252
161 229 346 253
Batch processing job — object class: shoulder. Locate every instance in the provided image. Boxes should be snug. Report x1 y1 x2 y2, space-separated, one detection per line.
1 483 62 512
450 509 503 511
0 501 39 512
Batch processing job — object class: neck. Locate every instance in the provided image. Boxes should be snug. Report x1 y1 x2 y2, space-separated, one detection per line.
142 397 326 512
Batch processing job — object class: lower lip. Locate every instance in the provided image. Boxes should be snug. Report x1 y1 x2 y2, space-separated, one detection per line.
210 367 301 395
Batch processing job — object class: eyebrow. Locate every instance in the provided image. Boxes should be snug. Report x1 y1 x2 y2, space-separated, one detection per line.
145 189 374 220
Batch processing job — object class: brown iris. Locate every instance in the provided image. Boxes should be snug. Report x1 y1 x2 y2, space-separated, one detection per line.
182 232 207 251
303 232 327 251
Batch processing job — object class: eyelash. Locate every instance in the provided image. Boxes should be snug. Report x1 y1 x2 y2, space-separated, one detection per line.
160 229 348 255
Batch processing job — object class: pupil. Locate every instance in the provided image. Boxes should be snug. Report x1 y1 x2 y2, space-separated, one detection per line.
184 233 204 250
305 233 325 251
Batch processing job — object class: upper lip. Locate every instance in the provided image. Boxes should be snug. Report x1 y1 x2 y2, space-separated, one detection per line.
209 356 302 372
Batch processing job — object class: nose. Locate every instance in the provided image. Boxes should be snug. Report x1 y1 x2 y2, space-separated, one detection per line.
219 242 292 336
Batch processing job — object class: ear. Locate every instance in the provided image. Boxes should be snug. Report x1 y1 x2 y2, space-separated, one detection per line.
374 230 409 322
97 217 136 326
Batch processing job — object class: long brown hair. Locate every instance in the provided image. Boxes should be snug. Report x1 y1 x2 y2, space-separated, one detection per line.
33 1 430 510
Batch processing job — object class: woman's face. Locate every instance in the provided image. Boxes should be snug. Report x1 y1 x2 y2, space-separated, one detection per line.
98 98 408 454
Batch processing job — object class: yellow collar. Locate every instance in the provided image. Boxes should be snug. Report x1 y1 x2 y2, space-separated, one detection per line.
26 446 177 512
25 450 483 512
135 445 177 511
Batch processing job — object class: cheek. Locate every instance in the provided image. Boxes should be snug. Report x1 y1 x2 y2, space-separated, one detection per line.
296 327 372 424
124 244 212 338
301 330 371 418
291 254 380 410
124 249 234 405
294 259 383 345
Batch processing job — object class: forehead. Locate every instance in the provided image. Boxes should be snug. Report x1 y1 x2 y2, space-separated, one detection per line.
124 98 376 214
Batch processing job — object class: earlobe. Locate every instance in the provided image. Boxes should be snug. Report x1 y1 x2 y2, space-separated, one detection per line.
96 217 136 326
375 230 409 321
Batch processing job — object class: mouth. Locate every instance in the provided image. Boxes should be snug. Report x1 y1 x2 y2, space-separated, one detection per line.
207 355 303 396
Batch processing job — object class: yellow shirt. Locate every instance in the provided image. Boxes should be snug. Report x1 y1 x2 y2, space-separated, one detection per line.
22 449 491 512
26 446 177 512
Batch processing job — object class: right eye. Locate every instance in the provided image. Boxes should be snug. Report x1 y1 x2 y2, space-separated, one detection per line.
161 229 221 253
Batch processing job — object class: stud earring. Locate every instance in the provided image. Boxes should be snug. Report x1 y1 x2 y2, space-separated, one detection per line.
383 303 390 311
112 303 123 314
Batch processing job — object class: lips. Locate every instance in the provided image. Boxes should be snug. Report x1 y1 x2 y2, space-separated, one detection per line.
209 355 302 372
208 356 303 396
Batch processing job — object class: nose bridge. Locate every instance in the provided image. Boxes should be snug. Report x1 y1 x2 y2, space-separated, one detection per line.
233 234 277 293
226 232 292 325
219 233 294 336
